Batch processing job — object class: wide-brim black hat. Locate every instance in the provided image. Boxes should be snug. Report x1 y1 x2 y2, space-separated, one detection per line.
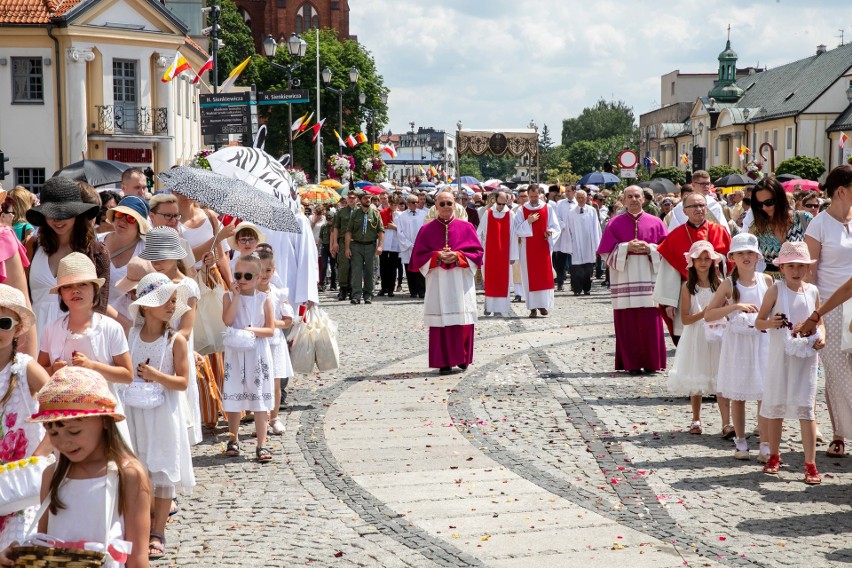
26 177 100 226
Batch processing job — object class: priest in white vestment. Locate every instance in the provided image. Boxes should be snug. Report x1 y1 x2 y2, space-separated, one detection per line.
396 194 428 298
266 212 320 309
476 191 518 316
515 184 560 318
410 192 484 375
553 186 577 291
565 189 602 295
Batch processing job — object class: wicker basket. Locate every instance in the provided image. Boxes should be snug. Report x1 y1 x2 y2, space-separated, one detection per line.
12 545 105 567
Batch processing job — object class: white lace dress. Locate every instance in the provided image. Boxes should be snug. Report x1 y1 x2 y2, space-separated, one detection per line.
667 286 721 396
125 328 195 498
0 354 43 550
716 275 770 402
222 292 274 412
266 285 294 380
760 284 820 420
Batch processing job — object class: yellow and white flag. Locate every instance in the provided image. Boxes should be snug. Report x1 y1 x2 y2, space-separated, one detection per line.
219 56 251 93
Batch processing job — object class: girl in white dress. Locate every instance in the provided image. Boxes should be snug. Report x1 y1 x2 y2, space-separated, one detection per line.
755 242 826 484
666 241 727 435
0 285 50 550
138 227 203 446
222 254 275 461
256 248 294 436
36 253 134 449
706 233 774 461
127 272 195 558
0 366 149 568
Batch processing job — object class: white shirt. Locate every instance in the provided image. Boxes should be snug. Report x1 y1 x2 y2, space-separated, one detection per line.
555 199 578 253
396 208 427 264
566 205 603 264
805 211 852 298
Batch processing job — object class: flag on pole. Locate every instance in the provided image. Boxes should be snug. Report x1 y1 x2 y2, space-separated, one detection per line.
419 165 426 174
429 166 437 176
161 53 192 83
191 56 213 84
334 129 346 147
298 113 314 132
346 134 357 148
219 56 251 93
311 118 326 142
356 132 367 144
377 143 397 159
680 153 688 165
291 111 310 132
737 145 750 160
840 132 848 148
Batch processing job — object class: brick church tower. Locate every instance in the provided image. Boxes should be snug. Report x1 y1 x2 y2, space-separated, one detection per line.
234 0 353 52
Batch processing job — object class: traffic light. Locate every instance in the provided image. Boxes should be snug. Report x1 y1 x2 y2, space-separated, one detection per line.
143 166 154 190
0 151 8 181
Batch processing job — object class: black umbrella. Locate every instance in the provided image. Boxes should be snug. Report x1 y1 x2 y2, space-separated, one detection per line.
775 173 802 183
158 167 301 233
53 159 131 187
639 178 676 194
713 173 756 187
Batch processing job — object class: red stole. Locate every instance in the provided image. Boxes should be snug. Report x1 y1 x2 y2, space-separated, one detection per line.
484 210 510 297
523 205 554 292
379 207 394 227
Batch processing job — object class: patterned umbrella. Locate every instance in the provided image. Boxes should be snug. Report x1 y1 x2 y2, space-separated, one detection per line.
320 179 344 189
300 184 340 205
157 167 301 233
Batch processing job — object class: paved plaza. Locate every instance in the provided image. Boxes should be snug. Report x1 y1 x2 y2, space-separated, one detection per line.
160 282 852 567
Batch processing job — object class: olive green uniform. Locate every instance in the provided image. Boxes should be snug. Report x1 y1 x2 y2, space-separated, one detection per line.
347 206 384 301
333 206 355 291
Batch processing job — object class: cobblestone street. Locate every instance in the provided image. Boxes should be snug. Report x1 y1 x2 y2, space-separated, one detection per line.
161 282 852 567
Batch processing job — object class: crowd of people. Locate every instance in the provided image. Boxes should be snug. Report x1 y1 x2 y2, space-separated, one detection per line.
0 160 847 566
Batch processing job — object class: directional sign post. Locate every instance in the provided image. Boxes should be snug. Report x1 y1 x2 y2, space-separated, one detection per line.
200 92 251 136
257 89 310 106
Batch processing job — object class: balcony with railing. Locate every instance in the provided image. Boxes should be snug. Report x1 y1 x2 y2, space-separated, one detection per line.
95 104 168 136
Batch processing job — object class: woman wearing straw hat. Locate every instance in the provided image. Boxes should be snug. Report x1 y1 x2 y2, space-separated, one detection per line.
35 253 134 448
98 195 151 327
25 177 110 349
138 227 203 446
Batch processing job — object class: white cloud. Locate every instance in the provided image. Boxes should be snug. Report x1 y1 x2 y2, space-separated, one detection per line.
351 0 849 141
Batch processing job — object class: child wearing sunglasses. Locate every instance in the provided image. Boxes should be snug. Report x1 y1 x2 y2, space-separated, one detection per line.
221 253 275 461
0 285 52 550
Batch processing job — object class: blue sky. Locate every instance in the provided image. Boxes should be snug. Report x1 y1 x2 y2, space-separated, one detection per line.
351 0 850 140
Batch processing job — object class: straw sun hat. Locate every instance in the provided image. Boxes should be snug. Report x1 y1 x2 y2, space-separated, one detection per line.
775 241 816 265
227 222 266 250
684 240 724 269
0 284 35 334
128 272 189 323
28 366 125 424
48 252 105 295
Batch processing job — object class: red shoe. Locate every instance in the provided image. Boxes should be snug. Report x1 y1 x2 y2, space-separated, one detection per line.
804 462 821 485
762 454 781 474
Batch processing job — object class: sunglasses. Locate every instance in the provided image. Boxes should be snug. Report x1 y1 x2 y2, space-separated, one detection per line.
0 316 18 331
755 198 776 208
803 203 819 209
113 211 138 224
233 272 255 281
438 201 454 207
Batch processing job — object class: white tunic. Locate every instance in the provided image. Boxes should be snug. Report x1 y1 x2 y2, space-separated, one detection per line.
554 199 578 253
515 202 560 311
397 208 427 264
420 258 478 328
476 206 519 314
565 206 602 264
265 213 320 306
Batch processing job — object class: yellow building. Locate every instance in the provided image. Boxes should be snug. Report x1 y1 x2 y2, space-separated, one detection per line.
0 0 208 190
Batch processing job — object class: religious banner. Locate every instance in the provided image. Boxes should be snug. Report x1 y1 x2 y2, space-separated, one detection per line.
457 129 538 159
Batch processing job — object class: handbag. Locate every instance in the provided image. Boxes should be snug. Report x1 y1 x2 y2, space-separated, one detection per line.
0 455 55 517
193 266 227 356
122 330 171 410
311 307 340 372
703 319 726 343
728 311 761 336
222 328 256 352
842 299 852 354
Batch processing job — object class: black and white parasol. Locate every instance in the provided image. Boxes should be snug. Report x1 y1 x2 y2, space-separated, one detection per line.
157 166 301 234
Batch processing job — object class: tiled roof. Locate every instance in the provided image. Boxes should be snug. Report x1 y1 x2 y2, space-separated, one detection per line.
828 103 852 132
183 35 209 58
0 0 83 24
736 42 852 120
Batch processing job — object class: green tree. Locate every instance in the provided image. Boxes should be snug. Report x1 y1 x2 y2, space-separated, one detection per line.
539 124 554 157
707 164 742 182
213 0 263 87
651 166 687 186
458 156 483 180
567 134 633 175
561 99 638 147
775 155 826 181
478 155 517 181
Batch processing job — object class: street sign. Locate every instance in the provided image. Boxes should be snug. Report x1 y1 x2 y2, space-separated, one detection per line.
200 92 250 136
620 168 637 178
257 89 310 106
618 149 639 169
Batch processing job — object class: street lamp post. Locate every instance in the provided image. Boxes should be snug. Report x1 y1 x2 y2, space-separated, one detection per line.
358 91 388 147
262 33 307 163
321 66 360 141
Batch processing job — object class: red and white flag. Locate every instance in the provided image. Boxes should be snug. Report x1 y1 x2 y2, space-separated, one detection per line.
840 132 848 148
346 134 357 148
311 118 326 142
191 56 213 84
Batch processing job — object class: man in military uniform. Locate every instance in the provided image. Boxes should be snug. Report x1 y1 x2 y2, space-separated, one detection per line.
331 192 358 300
345 190 384 304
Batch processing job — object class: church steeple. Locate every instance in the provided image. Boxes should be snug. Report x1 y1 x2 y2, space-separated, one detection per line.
709 25 744 102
